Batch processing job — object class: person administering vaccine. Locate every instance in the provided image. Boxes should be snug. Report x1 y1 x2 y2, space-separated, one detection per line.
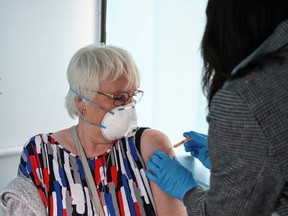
146 0 288 215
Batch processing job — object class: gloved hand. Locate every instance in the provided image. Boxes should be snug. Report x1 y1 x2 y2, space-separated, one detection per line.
183 131 211 169
145 150 198 202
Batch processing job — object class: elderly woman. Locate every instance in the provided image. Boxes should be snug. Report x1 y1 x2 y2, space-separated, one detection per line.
4 44 186 215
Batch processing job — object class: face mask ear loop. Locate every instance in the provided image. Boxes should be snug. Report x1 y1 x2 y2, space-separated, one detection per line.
70 87 114 114
78 116 106 129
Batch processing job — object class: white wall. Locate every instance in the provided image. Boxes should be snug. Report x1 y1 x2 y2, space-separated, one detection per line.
0 0 96 194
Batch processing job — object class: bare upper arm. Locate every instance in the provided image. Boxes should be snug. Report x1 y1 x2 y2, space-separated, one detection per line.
139 128 175 164
139 128 187 216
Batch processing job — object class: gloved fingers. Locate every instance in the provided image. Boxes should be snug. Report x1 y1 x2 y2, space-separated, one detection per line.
183 137 205 149
183 131 196 138
183 131 207 144
147 159 160 172
184 130 206 137
184 145 197 152
184 146 200 156
145 170 158 182
184 143 203 151
151 150 175 169
185 147 199 153
184 141 203 151
190 151 200 158
150 154 163 166
152 150 170 159
183 131 203 139
184 140 203 147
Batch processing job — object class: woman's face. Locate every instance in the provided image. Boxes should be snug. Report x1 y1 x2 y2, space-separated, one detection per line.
84 75 137 126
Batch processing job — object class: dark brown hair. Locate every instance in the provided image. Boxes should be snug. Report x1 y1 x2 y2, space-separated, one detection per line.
201 0 288 106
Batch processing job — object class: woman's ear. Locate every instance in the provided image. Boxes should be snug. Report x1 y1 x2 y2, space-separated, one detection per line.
75 96 86 113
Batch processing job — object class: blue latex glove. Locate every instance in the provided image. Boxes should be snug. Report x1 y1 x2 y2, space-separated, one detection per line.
183 131 211 169
145 150 198 202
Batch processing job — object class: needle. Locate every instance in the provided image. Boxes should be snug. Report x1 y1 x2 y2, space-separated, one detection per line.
173 137 191 148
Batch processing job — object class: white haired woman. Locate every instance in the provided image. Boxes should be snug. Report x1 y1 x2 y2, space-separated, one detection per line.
1 44 186 216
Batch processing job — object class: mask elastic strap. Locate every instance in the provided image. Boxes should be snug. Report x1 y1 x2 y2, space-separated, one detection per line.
70 87 114 115
78 116 106 129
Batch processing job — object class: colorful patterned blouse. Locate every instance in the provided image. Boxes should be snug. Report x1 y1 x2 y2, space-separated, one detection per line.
18 128 156 216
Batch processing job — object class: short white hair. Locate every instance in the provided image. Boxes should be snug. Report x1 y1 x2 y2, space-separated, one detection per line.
65 44 140 119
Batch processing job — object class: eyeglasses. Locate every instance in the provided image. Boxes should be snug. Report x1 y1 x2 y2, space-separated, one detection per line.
97 90 144 106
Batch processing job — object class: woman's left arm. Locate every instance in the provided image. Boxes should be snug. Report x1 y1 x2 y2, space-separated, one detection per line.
140 129 187 216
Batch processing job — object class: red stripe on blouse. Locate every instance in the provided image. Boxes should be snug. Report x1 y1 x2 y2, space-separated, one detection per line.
111 165 118 187
38 189 48 207
117 191 125 216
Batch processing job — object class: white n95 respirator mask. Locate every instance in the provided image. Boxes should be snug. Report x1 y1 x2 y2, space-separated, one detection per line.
100 102 138 141
70 88 138 141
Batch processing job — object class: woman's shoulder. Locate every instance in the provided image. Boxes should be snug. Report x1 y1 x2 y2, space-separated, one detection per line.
140 127 168 139
140 128 170 146
138 128 174 162
23 129 77 156
24 133 53 147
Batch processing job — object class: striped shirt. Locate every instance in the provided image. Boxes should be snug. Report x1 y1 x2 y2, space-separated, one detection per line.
18 129 156 216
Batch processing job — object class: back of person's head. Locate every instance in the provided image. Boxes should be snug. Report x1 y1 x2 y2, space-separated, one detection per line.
201 0 288 104
65 44 140 119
